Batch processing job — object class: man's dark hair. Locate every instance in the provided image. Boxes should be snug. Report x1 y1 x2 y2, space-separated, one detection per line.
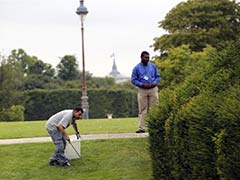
141 51 149 58
73 106 84 113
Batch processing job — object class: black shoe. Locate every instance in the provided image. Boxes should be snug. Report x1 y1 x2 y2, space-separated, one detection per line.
62 162 71 167
136 129 145 133
49 160 59 166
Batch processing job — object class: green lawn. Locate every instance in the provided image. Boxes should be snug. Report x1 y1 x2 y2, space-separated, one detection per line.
0 118 138 139
0 138 151 180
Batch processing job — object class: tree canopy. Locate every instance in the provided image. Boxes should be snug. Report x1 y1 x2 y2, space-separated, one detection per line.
153 0 240 53
0 54 23 108
56 55 81 81
9 49 55 77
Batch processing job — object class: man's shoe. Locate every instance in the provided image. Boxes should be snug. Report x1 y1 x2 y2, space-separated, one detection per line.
62 162 71 167
49 160 59 166
136 129 145 133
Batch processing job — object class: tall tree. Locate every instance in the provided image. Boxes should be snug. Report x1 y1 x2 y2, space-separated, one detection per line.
57 55 80 80
7 49 57 90
0 54 24 108
28 56 55 77
8 49 55 77
8 49 32 75
153 0 240 53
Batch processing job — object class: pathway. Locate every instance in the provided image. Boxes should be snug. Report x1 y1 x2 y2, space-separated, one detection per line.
0 133 149 145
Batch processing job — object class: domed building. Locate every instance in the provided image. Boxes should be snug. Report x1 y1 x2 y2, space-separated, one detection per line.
107 53 130 83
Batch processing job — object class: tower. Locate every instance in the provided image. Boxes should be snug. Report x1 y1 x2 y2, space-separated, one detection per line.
107 53 130 83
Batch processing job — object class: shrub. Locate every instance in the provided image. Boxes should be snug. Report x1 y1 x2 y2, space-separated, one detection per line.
148 39 240 179
0 105 25 121
214 85 240 179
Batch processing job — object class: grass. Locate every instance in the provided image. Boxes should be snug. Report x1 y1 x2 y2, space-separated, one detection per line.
0 118 138 139
0 138 152 180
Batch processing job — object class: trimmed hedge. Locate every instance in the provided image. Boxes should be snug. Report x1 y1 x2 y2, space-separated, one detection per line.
214 86 240 179
148 42 240 179
22 89 138 120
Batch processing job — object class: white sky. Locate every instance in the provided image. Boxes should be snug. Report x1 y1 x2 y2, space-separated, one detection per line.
0 0 185 77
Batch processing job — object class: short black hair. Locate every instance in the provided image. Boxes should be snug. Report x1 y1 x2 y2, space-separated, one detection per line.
141 51 149 58
73 106 84 113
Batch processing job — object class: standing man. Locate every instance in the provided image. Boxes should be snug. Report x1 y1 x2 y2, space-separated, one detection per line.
45 106 84 167
131 51 160 133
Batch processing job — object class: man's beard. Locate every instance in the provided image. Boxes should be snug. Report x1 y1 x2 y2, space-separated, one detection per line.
141 60 148 66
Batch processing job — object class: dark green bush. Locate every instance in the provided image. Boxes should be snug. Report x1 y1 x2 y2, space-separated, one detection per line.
148 40 240 179
147 88 176 180
214 85 240 179
22 89 137 120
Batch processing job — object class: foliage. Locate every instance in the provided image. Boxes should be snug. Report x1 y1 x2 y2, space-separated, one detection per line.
62 77 115 90
147 88 176 179
155 45 216 89
87 76 115 89
213 87 240 179
89 89 137 118
0 138 151 180
6 49 57 91
0 105 25 122
2 49 131 91
22 74 59 90
22 89 137 120
1 49 136 121
148 38 240 179
56 55 81 80
0 54 24 108
9 49 55 77
23 89 81 120
153 0 240 53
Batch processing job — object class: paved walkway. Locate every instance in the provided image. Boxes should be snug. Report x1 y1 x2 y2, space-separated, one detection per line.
0 133 149 145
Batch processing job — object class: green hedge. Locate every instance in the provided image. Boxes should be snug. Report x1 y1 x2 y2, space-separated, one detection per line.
148 42 240 179
148 79 240 180
22 89 138 120
214 86 240 179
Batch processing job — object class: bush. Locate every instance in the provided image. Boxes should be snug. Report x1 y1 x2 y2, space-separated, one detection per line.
214 85 240 179
148 40 240 179
0 105 25 121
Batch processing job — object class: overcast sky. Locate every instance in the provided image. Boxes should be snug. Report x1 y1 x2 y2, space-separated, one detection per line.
0 0 185 77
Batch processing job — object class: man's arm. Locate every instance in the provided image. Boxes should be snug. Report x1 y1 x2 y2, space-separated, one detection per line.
57 124 70 142
131 66 143 87
72 123 79 133
73 123 81 139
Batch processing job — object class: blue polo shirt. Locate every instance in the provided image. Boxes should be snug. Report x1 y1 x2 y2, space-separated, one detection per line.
131 62 160 88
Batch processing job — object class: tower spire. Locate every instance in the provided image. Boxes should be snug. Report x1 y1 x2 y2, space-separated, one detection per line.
107 53 129 83
110 53 119 75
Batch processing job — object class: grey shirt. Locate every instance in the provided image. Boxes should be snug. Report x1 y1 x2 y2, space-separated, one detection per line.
45 110 75 131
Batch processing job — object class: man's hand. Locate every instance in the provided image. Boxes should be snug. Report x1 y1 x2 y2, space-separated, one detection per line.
76 132 81 139
150 83 156 88
141 83 151 89
57 124 70 142
64 134 70 142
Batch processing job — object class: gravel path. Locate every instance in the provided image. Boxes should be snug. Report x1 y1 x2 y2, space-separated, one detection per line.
0 133 149 145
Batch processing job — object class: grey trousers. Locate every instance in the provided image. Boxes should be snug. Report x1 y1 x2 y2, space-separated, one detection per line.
137 86 158 130
47 129 68 165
